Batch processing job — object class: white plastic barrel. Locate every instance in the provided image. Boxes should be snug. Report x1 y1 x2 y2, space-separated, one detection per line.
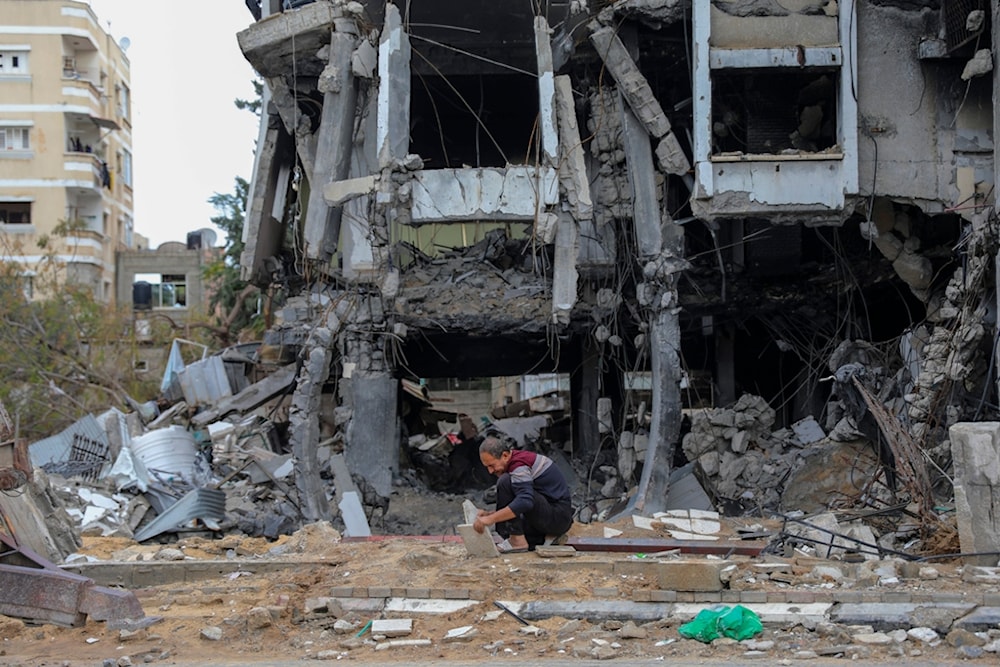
129 425 197 479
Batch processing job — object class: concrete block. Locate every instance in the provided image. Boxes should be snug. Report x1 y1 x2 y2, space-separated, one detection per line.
656 560 729 592
384 598 479 614
457 524 499 558
674 602 831 627
371 618 412 637
950 422 1000 565
953 607 1000 632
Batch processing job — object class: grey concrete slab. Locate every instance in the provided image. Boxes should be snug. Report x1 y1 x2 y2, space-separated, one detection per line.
497 600 672 622
457 523 499 558
952 606 1000 632
831 602 977 633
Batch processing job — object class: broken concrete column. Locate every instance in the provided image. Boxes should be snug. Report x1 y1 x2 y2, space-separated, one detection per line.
949 422 1000 565
241 92 294 283
554 74 593 221
534 16 559 166
376 2 411 167
344 373 399 498
288 328 334 522
589 26 671 138
620 93 661 257
304 30 360 263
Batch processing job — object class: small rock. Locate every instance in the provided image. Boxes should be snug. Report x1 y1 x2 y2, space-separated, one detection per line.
592 643 617 660
443 626 478 643
153 548 185 561
117 658 133 667
200 626 223 641
888 629 908 644
519 625 544 637
316 650 343 660
907 627 940 644
557 619 583 638
853 632 892 645
246 607 273 630
618 621 646 639
793 650 818 659
947 628 986 648
957 645 984 659
333 619 357 634
119 629 142 642
918 566 939 580
743 640 774 650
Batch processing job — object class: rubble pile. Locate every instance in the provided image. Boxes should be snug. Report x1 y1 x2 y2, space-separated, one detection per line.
681 394 799 509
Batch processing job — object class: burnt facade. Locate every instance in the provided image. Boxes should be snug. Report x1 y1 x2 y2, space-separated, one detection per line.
235 1 999 521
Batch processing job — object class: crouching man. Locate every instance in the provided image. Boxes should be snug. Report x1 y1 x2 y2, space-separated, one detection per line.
473 436 573 553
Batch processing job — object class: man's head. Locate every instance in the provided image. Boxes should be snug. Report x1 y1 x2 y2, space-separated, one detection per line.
479 436 512 477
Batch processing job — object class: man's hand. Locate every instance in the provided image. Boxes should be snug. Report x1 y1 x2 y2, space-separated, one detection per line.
473 509 492 533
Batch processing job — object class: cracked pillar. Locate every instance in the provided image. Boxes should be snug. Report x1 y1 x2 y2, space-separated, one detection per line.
341 298 399 498
289 328 334 522
376 2 410 167
304 28 360 263
572 335 602 462
241 88 294 283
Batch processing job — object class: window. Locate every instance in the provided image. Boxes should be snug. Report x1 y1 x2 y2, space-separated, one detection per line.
121 149 133 188
0 126 30 151
117 83 130 119
134 272 187 309
0 201 31 225
0 49 29 75
124 215 134 247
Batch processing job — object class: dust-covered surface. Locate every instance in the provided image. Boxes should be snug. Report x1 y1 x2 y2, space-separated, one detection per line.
1 487 998 665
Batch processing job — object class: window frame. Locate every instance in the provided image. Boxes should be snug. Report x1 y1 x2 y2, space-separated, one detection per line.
0 48 30 76
0 201 32 226
0 125 31 152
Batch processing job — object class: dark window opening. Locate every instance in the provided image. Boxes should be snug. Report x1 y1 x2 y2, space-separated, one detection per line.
712 70 838 154
0 202 30 225
409 73 539 169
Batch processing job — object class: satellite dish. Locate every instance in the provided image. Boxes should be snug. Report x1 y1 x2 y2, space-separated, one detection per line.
119 36 131 52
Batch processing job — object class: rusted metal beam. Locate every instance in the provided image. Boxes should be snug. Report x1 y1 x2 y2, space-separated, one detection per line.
565 537 766 557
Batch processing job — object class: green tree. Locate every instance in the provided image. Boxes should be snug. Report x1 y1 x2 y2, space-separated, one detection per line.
0 256 161 440
202 175 261 342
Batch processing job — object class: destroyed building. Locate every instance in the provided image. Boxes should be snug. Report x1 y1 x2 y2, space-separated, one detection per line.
199 0 999 535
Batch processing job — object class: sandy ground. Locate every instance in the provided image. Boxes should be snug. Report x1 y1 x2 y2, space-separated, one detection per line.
0 489 990 666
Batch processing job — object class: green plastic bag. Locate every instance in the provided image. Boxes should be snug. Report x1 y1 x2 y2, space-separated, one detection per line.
678 605 763 643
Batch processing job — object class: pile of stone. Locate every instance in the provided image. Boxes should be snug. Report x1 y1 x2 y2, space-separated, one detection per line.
681 394 807 510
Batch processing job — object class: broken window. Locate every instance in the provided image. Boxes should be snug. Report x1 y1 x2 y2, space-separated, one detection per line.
943 0 988 52
712 70 838 155
409 73 540 168
406 1 540 169
134 273 187 309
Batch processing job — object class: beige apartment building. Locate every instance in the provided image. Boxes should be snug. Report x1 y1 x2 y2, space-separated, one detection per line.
0 0 136 302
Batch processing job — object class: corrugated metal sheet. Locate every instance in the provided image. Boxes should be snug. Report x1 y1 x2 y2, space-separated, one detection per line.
177 356 233 407
29 414 108 468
